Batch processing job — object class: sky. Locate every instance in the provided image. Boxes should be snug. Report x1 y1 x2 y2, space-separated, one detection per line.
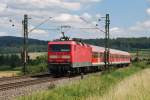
0 0 150 40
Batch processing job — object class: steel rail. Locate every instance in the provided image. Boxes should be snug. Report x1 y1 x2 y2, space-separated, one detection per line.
0 73 50 82
0 77 57 91
0 76 29 82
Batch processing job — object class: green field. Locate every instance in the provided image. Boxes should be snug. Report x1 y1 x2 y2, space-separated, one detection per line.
0 52 47 76
130 49 150 59
17 61 150 100
0 52 46 59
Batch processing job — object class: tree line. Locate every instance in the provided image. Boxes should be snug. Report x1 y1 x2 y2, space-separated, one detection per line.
0 54 48 74
83 37 150 51
0 36 150 53
0 54 22 68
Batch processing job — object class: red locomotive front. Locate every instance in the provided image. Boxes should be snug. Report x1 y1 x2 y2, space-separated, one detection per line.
48 44 71 63
48 40 92 74
48 41 73 74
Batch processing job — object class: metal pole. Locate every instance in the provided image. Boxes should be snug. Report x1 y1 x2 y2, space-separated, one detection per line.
22 14 28 75
104 14 110 69
136 48 139 62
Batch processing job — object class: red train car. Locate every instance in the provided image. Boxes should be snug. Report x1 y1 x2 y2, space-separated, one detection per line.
48 40 131 74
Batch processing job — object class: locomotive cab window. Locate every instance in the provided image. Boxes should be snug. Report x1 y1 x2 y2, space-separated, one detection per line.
49 44 71 52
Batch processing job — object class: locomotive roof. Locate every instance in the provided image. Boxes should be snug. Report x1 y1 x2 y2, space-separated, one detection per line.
48 40 90 46
48 40 76 45
48 40 130 56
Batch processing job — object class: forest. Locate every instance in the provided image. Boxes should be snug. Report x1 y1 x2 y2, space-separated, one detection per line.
0 36 150 53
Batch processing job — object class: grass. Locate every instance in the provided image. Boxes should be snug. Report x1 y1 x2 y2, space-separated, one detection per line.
0 53 47 75
130 49 150 59
17 62 150 100
28 52 46 59
0 70 20 77
0 65 21 71
0 52 46 60
98 68 150 100
0 65 21 77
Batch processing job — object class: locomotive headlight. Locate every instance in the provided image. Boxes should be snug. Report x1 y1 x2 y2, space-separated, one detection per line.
49 55 57 59
62 55 70 59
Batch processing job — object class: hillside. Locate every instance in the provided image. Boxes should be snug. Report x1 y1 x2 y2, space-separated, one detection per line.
83 37 150 51
0 36 48 53
0 36 150 53
0 36 47 46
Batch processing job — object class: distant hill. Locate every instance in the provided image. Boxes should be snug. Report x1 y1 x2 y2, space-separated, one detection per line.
0 36 48 53
82 37 150 51
0 36 47 46
0 36 150 53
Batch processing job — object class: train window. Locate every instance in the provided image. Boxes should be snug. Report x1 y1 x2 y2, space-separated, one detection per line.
100 53 103 58
93 52 98 58
112 55 115 58
49 44 70 52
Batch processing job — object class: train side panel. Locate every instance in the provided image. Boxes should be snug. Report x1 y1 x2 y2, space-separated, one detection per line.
109 52 131 65
71 43 92 67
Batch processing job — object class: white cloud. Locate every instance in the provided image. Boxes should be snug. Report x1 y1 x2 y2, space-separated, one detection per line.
146 8 150 15
109 27 129 38
62 2 81 10
7 0 81 11
81 12 92 19
0 32 9 36
29 29 50 40
78 0 102 3
109 21 150 38
129 20 150 32
110 27 123 33
1 0 149 39
54 13 81 22
0 3 7 12
95 14 101 18
30 29 48 35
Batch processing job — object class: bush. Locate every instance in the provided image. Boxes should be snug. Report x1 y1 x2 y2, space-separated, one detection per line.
0 54 21 69
24 55 48 74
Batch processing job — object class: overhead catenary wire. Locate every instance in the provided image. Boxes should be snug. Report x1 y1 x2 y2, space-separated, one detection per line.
0 12 106 39
28 17 52 33
79 17 105 33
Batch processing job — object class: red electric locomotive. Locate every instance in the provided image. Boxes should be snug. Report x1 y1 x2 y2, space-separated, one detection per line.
48 39 131 75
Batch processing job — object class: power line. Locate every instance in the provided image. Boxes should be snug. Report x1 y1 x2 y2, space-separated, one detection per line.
29 17 52 33
36 27 60 31
79 17 105 33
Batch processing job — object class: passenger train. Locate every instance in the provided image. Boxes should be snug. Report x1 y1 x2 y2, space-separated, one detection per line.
48 39 131 75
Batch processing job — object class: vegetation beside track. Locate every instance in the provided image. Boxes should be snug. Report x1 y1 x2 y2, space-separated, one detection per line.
23 55 48 74
0 71 20 77
98 68 150 100
0 54 48 75
18 61 150 100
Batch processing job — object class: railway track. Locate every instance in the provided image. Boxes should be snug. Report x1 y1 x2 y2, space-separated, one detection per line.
0 72 95 92
0 76 35 85
0 76 27 82
0 77 56 91
0 73 49 82
0 74 61 91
